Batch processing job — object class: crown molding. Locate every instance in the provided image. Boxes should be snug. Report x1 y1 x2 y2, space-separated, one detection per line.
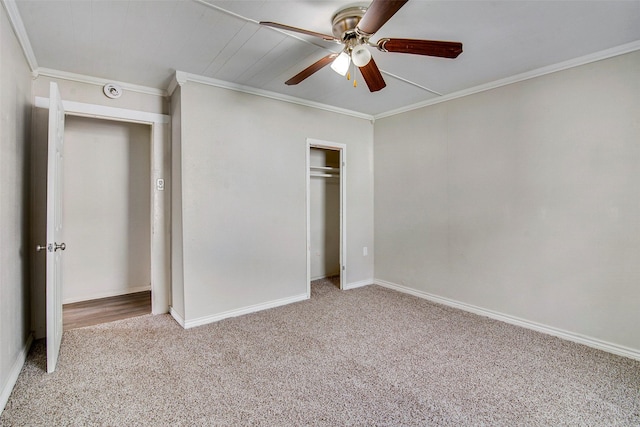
37 68 167 97
167 71 187 97
3 0 166 97
375 39 640 120
171 71 374 121
2 0 38 71
8 0 637 121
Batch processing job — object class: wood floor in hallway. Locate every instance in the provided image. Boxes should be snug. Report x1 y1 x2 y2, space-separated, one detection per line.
63 291 151 330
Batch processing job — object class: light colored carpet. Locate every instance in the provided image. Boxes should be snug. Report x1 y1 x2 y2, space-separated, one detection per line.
2 277 639 426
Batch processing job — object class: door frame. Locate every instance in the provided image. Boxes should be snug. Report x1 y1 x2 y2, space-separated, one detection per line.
306 138 347 296
35 96 170 315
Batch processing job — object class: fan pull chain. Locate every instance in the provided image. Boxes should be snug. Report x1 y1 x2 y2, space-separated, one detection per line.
352 61 357 88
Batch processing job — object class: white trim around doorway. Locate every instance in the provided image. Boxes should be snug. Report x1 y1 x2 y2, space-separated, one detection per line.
35 96 170 315
306 138 347 297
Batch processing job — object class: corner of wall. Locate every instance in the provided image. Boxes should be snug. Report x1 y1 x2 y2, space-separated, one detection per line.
169 86 185 319
0 334 32 415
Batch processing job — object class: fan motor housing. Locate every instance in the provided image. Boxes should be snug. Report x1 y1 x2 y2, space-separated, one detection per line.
331 6 367 41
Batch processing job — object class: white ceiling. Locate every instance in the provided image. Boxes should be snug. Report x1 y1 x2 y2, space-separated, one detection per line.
10 0 640 116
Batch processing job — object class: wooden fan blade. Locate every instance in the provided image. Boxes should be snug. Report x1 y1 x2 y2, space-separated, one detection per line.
260 21 339 42
285 53 339 86
377 38 463 58
358 58 386 92
357 0 408 36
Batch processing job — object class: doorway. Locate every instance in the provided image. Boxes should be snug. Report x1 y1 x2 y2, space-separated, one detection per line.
61 116 151 329
32 94 170 340
306 139 346 296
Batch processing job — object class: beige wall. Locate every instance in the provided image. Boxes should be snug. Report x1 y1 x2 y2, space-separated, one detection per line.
374 51 640 353
174 81 374 324
0 4 33 411
61 116 151 303
32 76 167 115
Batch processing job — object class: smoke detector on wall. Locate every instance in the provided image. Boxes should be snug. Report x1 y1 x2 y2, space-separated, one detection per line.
103 83 122 99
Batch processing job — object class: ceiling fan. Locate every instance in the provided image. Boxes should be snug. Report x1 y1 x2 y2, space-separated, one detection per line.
260 0 463 92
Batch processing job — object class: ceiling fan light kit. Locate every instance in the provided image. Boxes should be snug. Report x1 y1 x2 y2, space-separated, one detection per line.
260 0 462 93
330 51 351 76
351 45 372 67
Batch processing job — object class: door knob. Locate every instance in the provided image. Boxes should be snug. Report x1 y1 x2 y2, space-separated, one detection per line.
36 243 66 252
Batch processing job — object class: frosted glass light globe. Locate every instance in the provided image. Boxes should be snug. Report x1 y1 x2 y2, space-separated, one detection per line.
351 45 372 67
330 51 351 76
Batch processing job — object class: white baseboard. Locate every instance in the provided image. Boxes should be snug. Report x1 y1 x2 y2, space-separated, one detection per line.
0 333 33 415
182 293 309 329
344 278 373 290
169 306 186 328
374 279 640 362
63 285 152 305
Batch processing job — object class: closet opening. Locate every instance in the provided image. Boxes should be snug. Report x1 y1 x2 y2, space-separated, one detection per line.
306 139 346 297
61 116 152 329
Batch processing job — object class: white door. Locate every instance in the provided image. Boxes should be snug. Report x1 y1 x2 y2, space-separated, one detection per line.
43 82 66 373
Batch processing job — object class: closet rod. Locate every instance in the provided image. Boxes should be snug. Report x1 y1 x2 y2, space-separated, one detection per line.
310 165 339 172
310 173 338 178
